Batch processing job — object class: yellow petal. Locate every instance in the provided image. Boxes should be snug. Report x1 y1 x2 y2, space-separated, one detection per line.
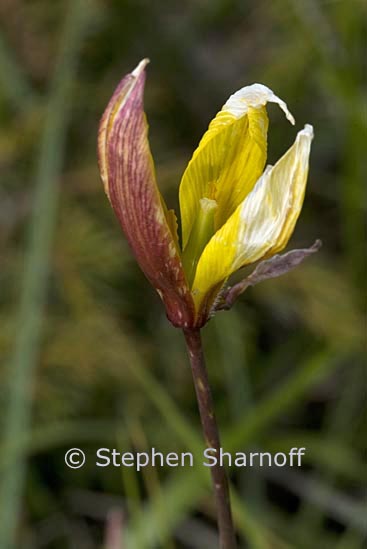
179 84 295 248
192 124 314 311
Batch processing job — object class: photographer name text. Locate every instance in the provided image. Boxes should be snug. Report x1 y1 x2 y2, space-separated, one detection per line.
64 447 306 470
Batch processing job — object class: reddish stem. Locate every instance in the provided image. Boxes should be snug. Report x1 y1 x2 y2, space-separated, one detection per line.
183 328 237 549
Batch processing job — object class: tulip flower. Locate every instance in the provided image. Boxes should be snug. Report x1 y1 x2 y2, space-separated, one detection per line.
98 59 320 548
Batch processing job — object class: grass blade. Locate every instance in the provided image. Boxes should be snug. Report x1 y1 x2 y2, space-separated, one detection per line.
0 2 93 547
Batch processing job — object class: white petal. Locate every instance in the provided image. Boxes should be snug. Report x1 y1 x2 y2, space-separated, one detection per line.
223 83 295 125
234 123 313 266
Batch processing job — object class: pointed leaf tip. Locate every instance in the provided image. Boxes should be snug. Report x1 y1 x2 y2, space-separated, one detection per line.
132 58 150 77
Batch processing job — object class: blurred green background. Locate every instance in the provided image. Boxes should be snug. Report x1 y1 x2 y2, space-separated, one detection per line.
0 0 365 548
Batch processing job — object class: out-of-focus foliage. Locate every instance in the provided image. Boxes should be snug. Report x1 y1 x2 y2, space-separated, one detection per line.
0 0 365 548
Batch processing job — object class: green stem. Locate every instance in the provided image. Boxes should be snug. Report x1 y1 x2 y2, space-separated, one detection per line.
183 328 237 549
